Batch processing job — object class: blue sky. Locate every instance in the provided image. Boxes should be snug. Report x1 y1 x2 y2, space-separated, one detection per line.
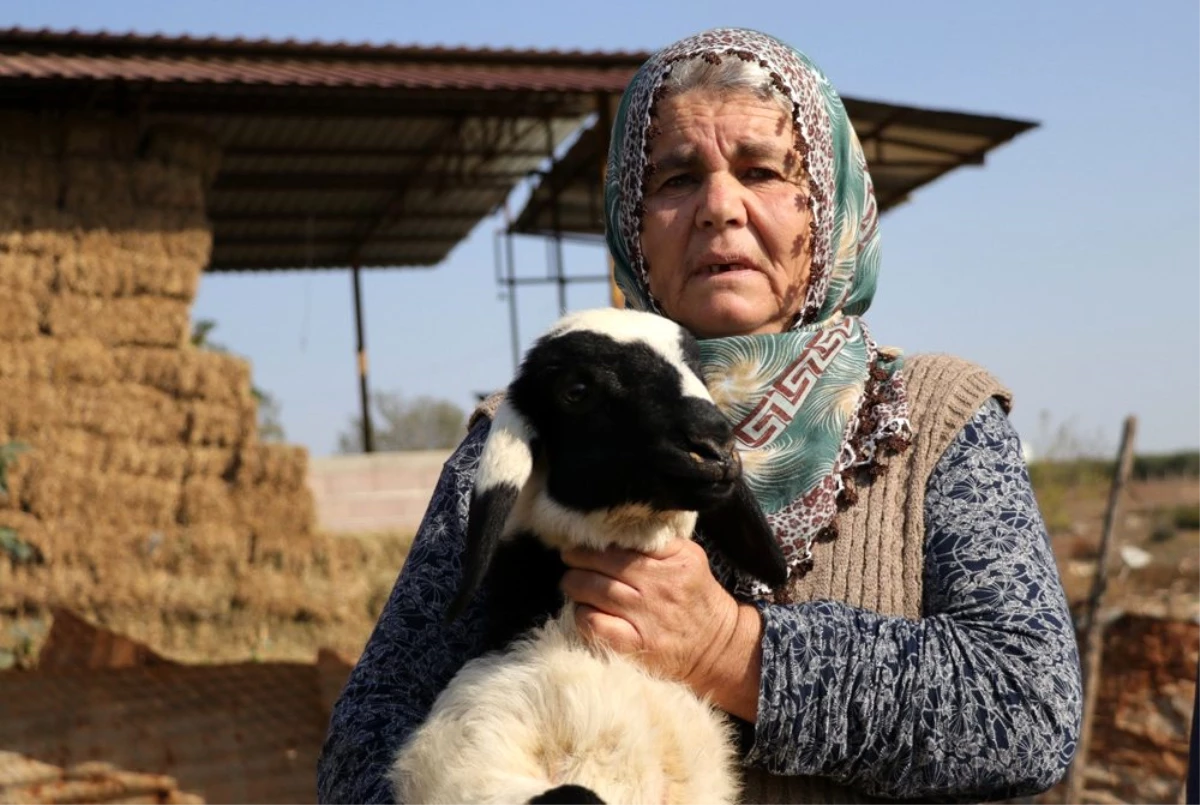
12 1 1199 456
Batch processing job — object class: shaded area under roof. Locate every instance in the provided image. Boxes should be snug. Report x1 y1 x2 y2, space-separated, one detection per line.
0 27 647 271
513 96 1037 240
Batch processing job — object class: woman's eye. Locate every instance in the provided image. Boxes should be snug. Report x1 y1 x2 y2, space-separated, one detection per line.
660 174 694 189
744 167 781 181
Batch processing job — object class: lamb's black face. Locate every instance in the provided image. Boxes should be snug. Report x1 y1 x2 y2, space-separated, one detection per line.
508 328 741 514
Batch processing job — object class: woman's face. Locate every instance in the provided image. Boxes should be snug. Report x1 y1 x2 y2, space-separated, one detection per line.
640 89 813 339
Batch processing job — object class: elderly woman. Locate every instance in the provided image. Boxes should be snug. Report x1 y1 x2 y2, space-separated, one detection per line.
317 27 1082 804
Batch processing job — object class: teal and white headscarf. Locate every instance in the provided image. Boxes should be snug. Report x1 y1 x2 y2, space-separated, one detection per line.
604 28 913 596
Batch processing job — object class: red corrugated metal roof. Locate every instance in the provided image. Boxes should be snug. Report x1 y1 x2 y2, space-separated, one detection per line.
0 27 646 93
0 52 641 93
0 27 642 271
0 26 649 65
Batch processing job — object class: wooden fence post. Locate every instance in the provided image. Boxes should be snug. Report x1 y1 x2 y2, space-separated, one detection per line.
1063 415 1138 804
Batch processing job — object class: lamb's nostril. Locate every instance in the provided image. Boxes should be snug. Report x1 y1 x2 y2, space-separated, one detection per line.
687 435 732 464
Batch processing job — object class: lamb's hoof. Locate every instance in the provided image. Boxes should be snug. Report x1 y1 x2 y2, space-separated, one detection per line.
527 784 605 804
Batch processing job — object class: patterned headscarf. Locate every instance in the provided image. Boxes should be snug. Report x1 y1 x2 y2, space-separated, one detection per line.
604 27 913 597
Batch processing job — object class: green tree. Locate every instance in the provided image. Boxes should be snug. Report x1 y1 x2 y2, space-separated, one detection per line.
338 391 465 453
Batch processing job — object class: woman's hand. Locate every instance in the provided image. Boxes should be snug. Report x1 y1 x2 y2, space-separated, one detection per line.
560 537 764 721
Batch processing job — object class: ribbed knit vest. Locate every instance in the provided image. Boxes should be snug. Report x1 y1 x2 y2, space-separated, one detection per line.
468 353 1013 804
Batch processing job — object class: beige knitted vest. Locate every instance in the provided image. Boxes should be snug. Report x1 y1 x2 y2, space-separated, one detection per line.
468 353 1012 804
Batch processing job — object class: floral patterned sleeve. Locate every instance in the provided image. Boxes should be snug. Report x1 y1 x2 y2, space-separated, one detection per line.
316 421 491 805
746 397 1083 801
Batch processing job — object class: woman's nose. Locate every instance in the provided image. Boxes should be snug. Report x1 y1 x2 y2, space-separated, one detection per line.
695 173 747 230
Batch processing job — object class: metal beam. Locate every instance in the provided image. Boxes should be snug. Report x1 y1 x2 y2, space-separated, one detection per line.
352 264 374 453
867 133 988 162
215 235 462 248
223 146 558 160
207 211 489 223
206 260 440 271
212 171 536 192
0 85 598 119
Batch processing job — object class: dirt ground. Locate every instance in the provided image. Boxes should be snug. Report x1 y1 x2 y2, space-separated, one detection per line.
1050 476 1199 622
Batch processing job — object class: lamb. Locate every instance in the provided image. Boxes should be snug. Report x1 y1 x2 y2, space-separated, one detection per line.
389 307 787 805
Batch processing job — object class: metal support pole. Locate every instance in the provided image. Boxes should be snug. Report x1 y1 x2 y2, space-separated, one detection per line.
351 263 375 453
595 91 623 309
505 231 520 372
1063 415 1138 803
544 119 567 316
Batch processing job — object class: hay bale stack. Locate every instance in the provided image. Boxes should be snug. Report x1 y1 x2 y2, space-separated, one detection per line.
46 294 193 347
0 113 352 663
0 291 40 340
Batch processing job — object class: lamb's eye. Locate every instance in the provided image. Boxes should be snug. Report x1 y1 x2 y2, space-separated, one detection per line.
560 380 590 407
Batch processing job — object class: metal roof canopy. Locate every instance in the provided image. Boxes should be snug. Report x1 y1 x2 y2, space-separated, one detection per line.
512 97 1038 240
0 27 648 271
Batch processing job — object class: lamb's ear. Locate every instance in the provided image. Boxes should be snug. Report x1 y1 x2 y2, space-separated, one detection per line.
696 477 788 589
445 401 535 622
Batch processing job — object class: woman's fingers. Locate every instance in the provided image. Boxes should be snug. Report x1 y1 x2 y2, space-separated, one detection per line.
560 567 642 612
572 603 642 651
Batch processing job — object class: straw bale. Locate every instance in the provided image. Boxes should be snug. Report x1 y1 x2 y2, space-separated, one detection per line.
25 429 190 483
0 291 42 339
40 520 246 578
61 157 135 216
63 115 140 159
141 124 222 183
0 446 35 511
58 229 206 300
158 227 213 267
0 338 114 386
186 399 255 448
46 294 191 347
175 522 247 570
63 383 190 444
235 443 310 491
0 510 45 544
21 460 181 530
0 210 78 260
0 155 61 204
0 250 57 297
179 476 237 526
0 111 49 156
112 347 252 406
131 161 207 210
237 485 317 540
0 380 191 446
184 447 237 480
0 380 63 440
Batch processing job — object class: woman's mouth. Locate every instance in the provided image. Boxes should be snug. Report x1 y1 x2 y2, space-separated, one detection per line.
697 262 757 278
